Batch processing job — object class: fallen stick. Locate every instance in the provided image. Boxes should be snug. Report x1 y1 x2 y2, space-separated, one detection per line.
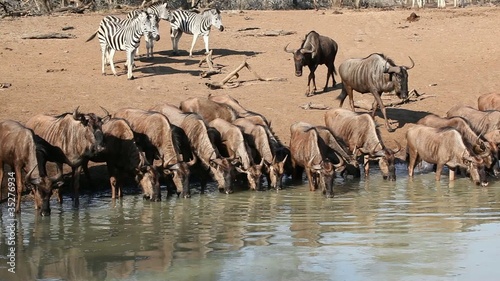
198 50 222 78
22 32 76 39
354 90 436 111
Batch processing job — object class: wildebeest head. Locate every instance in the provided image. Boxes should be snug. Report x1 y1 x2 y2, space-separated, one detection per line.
28 166 64 216
136 165 161 201
371 141 401 181
319 160 336 198
207 8 224 31
72 107 105 156
210 157 238 194
463 153 488 187
268 155 288 189
236 159 264 190
284 43 315 77
384 56 415 100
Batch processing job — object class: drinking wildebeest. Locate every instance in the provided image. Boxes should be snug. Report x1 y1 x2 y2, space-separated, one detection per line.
284 30 338 97
478 93 500 111
406 124 488 186
336 53 414 132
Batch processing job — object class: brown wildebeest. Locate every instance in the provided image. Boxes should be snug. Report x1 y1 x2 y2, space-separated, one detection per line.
82 117 161 201
26 107 106 207
446 105 500 137
209 118 264 191
0 120 64 215
208 94 271 126
406 125 488 186
113 108 195 198
284 30 339 97
336 53 414 132
150 103 236 194
324 108 401 180
478 93 500 111
289 122 343 198
180 97 237 123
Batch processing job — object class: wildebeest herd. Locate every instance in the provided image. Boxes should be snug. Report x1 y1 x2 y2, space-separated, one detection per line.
2 6 500 217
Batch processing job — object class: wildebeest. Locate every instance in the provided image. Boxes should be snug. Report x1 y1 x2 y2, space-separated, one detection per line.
289 122 343 198
113 108 196 198
417 113 497 172
82 117 161 201
180 97 237 123
208 94 271 126
26 107 106 207
446 105 500 137
232 117 288 189
208 118 263 191
0 120 64 215
284 30 339 97
324 108 400 180
406 125 488 186
478 93 500 111
150 103 236 194
336 53 415 132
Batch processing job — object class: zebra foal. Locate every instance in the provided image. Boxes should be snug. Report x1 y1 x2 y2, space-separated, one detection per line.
86 11 160 80
169 8 224 57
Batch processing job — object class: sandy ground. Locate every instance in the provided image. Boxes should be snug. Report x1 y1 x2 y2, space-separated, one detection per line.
0 6 499 167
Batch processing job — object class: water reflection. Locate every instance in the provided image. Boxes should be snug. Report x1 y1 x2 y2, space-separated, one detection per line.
1 168 500 280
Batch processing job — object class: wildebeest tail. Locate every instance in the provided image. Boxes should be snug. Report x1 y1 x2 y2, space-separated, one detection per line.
336 87 347 101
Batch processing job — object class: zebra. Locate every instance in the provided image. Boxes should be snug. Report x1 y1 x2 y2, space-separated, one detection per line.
86 11 160 80
168 8 224 57
127 4 170 58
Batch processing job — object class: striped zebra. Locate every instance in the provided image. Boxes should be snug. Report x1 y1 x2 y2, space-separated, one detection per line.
86 11 160 80
169 8 224 57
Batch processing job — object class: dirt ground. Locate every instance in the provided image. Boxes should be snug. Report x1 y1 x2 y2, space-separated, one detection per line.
1 6 499 160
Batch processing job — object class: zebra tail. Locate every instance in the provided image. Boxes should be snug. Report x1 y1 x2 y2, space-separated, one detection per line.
85 30 98 42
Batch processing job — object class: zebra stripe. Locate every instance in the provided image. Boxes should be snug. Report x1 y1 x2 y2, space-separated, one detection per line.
127 5 168 58
168 8 224 57
92 11 159 79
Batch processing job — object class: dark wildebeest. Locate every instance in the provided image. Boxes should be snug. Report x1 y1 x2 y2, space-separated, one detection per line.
417 114 497 174
289 122 343 198
208 118 264 191
26 107 106 207
406 125 488 186
180 97 237 123
233 117 288 190
82 117 161 201
446 105 500 137
336 53 415 132
478 93 500 111
324 108 401 180
113 108 195 198
284 30 339 97
0 120 64 215
150 103 236 194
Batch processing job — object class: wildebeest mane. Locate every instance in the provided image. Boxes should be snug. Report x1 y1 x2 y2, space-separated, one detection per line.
365 53 396 67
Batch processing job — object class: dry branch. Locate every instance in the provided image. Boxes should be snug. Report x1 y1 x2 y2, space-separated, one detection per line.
299 102 331 110
205 60 285 90
22 32 76 39
198 50 222 78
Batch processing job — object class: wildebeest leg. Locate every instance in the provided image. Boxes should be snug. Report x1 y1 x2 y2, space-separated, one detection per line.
306 65 318 97
81 160 93 187
109 175 117 199
0 162 3 201
435 164 444 181
408 150 418 177
71 166 82 207
305 168 315 191
55 162 64 204
324 65 336 92
15 164 23 213
372 91 394 132
449 166 456 181
363 155 370 178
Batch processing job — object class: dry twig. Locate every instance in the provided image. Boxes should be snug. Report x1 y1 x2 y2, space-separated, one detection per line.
354 89 435 111
22 32 76 39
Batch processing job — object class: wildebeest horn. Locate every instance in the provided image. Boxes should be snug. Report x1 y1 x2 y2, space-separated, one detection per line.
403 56 415 70
284 43 296 53
100 106 110 117
333 156 344 169
73 106 80 120
281 154 288 164
187 152 197 167
26 164 41 185
392 140 402 154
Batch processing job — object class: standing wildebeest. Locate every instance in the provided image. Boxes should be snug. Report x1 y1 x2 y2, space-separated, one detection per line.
324 108 401 180
113 108 195 198
446 105 500 137
150 103 236 194
284 30 339 97
208 118 264 191
406 125 488 186
417 114 497 172
336 53 415 132
26 107 105 207
478 93 500 111
180 97 237 123
289 122 343 198
82 117 161 201
0 120 64 215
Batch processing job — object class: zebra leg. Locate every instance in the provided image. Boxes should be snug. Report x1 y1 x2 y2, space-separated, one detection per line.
202 34 210 55
126 49 135 80
101 45 107 75
108 49 118 76
188 33 200 57
146 37 154 58
171 29 182 55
